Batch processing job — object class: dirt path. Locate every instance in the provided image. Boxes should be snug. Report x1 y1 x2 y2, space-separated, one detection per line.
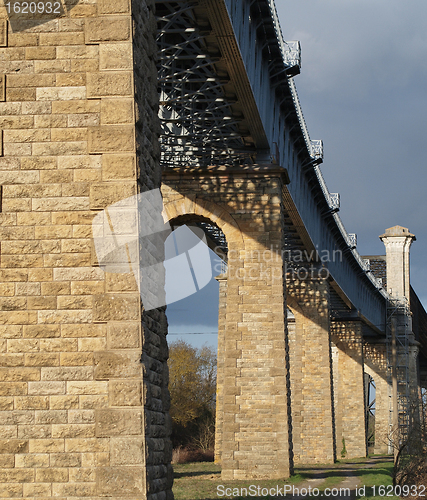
281 456 393 499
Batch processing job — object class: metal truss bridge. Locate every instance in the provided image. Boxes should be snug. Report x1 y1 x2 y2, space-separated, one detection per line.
155 0 424 348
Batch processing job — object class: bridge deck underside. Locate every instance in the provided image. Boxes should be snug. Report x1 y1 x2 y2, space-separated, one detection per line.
156 0 387 329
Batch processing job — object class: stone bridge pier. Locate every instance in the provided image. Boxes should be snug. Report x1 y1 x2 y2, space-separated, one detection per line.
331 319 367 459
287 276 336 464
161 165 293 480
364 342 390 454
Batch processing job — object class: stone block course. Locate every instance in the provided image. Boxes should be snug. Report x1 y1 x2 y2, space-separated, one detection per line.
0 0 171 498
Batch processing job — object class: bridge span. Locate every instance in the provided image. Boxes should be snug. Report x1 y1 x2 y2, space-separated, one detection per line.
0 0 426 497
157 0 427 479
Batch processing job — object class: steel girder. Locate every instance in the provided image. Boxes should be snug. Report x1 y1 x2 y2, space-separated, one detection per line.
156 0 257 167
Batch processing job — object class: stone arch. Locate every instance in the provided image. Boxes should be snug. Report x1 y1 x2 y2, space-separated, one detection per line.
162 195 244 249
160 174 292 480
162 195 239 468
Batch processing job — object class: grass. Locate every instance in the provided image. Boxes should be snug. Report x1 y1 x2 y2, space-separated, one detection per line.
172 456 397 500
172 462 308 500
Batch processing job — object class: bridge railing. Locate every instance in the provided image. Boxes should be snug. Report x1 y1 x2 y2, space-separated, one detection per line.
313 164 388 297
267 0 301 71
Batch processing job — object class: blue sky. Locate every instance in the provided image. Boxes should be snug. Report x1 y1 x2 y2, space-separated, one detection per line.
166 0 427 348
275 0 427 308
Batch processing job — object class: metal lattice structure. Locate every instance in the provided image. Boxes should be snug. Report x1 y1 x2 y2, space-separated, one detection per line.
156 0 305 168
156 0 257 167
386 297 412 448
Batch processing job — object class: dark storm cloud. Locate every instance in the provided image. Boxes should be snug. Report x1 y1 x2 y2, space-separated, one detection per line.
277 0 427 306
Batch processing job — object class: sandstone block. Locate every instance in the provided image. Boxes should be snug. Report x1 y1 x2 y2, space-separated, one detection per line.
68 410 95 424
15 282 41 296
110 381 142 407
6 87 36 101
0 483 22 497
56 73 86 87
68 112 99 127
25 46 56 60
0 468 34 482
0 439 29 454
0 397 13 410
100 43 133 70
110 437 144 465
52 100 100 114
0 75 4 102
0 368 40 382
51 424 95 439
99 0 130 14
69 467 96 482
71 280 105 295
52 482 96 497
50 452 81 467
41 366 93 381
93 294 140 322
18 424 51 439
38 309 92 324
89 180 136 208
32 141 87 156
80 394 109 409
96 467 144 496
25 353 60 367
0 382 27 396
0 425 17 439
7 73 56 88
0 115 34 129
51 127 87 142
57 294 92 309
28 381 65 395
87 72 132 98
78 338 107 352
67 381 108 395
15 453 49 468
101 99 134 125
29 439 64 453
107 322 140 349
23 483 52 497
85 17 131 43
102 153 135 179
49 396 79 410
60 352 93 366
39 32 85 46
62 323 105 338
41 282 71 296
64 437 109 453
94 351 142 380
15 396 49 410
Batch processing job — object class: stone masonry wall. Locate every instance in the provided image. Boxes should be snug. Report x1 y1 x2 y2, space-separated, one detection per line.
331 320 367 459
214 273 226 464
287 277 335 464
364 342 389 454
0 2 172 499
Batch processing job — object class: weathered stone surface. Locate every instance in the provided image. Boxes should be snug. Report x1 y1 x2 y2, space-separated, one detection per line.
96 467 144 496
85 18 131 43
0 1 169 498
95 409 143 437
93 294 140 322
110 381 142 407
94 351 142 380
